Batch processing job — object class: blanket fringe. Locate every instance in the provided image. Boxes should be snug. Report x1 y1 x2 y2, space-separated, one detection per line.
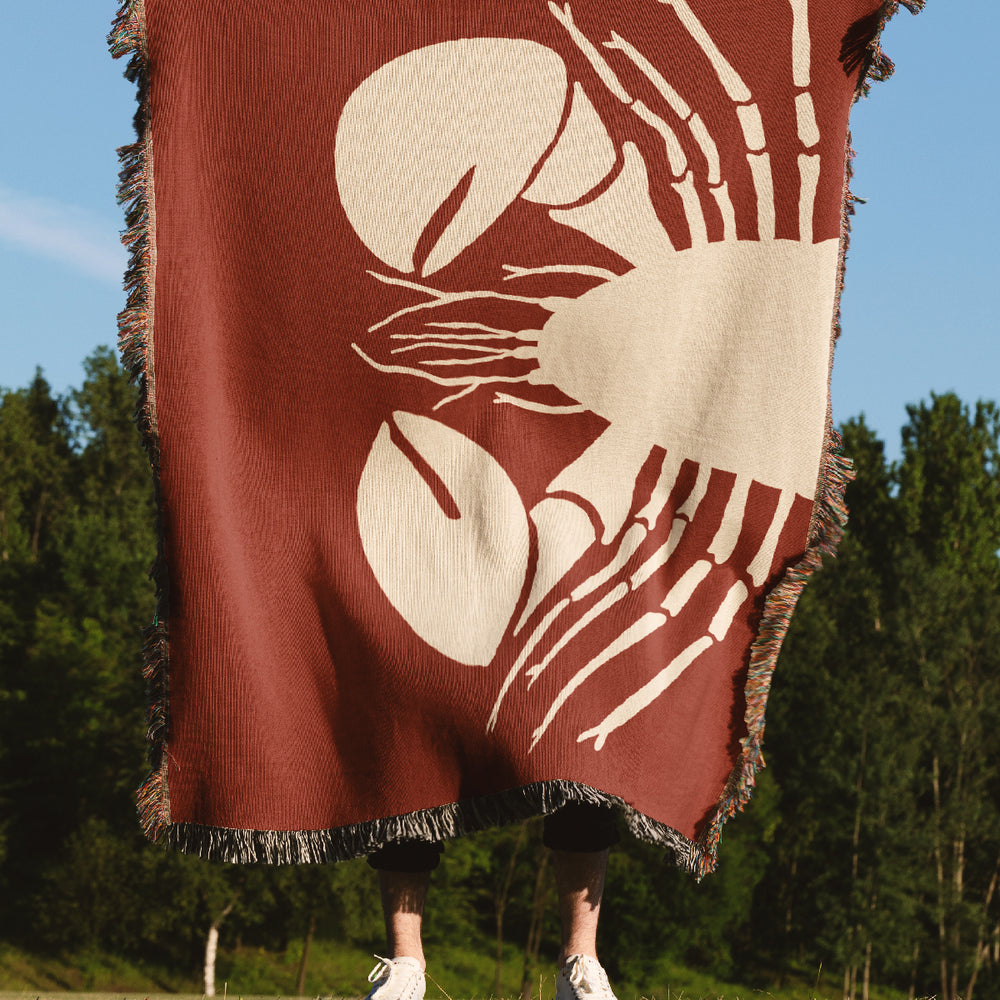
855 0 926 100
167 779 706 873
109 0 171 844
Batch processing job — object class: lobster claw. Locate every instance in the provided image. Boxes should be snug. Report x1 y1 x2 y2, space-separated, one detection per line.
356 412 530 665
335 38 569 277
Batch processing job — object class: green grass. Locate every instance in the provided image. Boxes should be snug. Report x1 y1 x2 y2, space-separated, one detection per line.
603 956 912 1000
0 943 193 995
0 995 301 1000
0 942 922 1000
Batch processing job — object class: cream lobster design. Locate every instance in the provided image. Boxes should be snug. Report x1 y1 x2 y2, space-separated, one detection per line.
335 0 838 752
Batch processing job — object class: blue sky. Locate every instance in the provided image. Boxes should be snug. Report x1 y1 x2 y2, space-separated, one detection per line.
1 1 995 463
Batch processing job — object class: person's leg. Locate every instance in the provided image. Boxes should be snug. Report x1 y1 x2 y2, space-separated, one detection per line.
551 845 609 965
378 868 430 968
543 801 619 961
543 803 620 1000
367 840 443 966
362 840 442 1000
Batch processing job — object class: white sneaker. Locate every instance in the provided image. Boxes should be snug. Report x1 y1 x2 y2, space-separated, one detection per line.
364 955 426 1000
556 954 617 1000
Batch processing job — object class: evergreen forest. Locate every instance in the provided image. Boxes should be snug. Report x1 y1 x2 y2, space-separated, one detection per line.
0 349 998 1000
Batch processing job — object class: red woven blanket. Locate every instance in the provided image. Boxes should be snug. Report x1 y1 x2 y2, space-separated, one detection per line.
111 0 913 875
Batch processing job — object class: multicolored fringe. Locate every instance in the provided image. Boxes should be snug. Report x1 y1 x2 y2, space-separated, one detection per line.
693 429 853 877
856 0 926 99
109 0 171 844
690 0 924 879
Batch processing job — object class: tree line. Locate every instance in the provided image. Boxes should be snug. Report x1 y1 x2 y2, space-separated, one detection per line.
0 349 997 1000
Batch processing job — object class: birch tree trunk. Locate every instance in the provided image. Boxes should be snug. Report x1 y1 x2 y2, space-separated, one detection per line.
204 900 235 997
932 753 951 1000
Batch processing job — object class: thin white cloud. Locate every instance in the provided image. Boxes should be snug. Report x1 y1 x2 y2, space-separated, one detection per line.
0 182 128 285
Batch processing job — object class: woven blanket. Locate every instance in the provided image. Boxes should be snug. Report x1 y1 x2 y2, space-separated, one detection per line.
110 0 917 876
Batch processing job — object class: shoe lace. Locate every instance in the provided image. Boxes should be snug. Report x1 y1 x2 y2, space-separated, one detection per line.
368 955 393 984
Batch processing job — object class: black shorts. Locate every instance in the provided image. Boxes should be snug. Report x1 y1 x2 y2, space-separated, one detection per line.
367 802 620 872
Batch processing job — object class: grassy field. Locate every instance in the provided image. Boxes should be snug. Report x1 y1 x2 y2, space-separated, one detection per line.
0 942 918 1000
0 995 316 1000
